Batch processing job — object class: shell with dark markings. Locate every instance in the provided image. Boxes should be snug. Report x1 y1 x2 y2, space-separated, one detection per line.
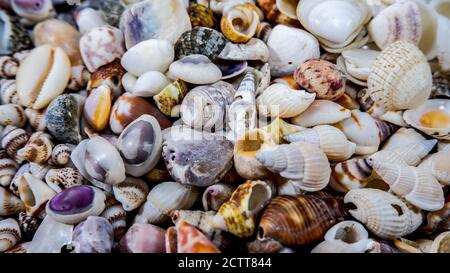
113 177 149 211
0 218 21 253
1 125 29 163
188 3 216 29
0 80 19 105
45 167 84 193
72 216 114 253
0 10 32 55
175 27 228 60
0 150 18 187
101 194 127 242
0 56 19 78
18 212 40 241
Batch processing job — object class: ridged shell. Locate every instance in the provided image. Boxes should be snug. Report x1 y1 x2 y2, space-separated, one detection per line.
0 186 24 216
367 41 432 112
220 3 261 43
420 149 450 186
0 218 20 253
175 27 227 60
17 132 53 164
18 212 40 241
0 150 18 187
372 139 437 167
101 194 127 241
49 144 73 167
344 188 423 239
45 167 84 193
113 177 149 211
291 100 351 127
0 56 19 78
1 125 29 163
0 79 19 105
24 109 46 131
0 10 32 55
258 193 348 246
381 127 426 151
18 173 56 217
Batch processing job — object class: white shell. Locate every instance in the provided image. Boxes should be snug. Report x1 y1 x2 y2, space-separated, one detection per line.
27 215 73 253
0 218 20 253
433 0 450 71
24 108 47 131
74 8 107 35
403 99 450 140
267 25 320 77
113 177 149 211
18 173 56 217
131 71 171 97
371 139 437 167
256 83 315 118
218 38 270 62
276 0 299 19
344 188 423 239
0 186 24 216
419 148 450 186
291 100 351 127
0 104 26 128
0 79 19 105
121 39 174 77
168 54 222 85
336 49 380 86
381 127 426 151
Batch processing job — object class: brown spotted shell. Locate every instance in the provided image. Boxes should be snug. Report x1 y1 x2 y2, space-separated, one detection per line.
17 132 53 164
101 194 127 241
18 212 40 241
1 126 29 163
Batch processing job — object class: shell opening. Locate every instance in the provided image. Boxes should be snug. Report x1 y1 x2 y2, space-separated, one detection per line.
20 180 36 207
334 226 361 244
258 226 265 239
248 184 270 212
344 202 357 212
391 204 404 216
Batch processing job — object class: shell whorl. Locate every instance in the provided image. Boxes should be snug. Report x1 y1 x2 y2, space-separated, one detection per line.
1 126 29 163
0 80 19 105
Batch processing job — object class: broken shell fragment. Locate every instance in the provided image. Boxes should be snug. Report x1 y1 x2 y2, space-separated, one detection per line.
202 183 235 211
18 173 56 217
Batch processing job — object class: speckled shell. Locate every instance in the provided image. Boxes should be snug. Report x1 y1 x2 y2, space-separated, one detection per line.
0 57 19 78
45 94 85 144
0 104 26 128
188 3 216 28
18 212 40 241
72 216 114 253
344 189 423 239
17 132 53 164
101 194 127 241
167 221 220 253
45 167 84 193
175 27 228 60
258 193 348 246
24 109 46 131
0 186 24 216
113 177 149 211
49 144 73 167
0 10 32 55
0 218 21 253
153 80 188 117
0 150 18 187
0 79 19 105
294 59 346 101
1 125 29 163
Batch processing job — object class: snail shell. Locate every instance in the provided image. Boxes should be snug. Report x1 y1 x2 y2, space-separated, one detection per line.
175 27 227 60
18 173 56 217
24 109 47 131
0 218 20 253
0 186 24 216
330 158 373 193
153 79 188 117
188 3 217 28
202 183 235 211
0 104 26 128
72 216 114 253
101 194 127 241
1 125 29 163
49 144 74 167
17 132 53 164
113 177 149 211
0 79 19 105
167 221 220 253
0 56 19 78
18 212 40 241
0 150 18 187
220 3 261 43
45 167 84 193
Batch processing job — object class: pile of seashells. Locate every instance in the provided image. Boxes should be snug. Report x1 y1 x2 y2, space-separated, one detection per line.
0 0 449 254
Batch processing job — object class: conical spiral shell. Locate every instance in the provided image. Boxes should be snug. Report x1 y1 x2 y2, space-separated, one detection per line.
330 158 373 193
256 142 331 192
367 41 432 111
372 139 437 167
0 150 18 187
344 189 423 239
101 194 127 242
258 193 348 246
49 144 74 167
24 109 47 131
220 3 261 43
1 125 29 163
0 80 19 104
0 218 21 253
0 186 24 216
17 132 53 164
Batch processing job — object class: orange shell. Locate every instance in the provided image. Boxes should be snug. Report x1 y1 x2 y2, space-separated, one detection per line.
172 221 220 253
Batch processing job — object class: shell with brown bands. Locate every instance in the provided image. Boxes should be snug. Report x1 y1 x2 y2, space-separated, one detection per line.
0 150 18 187
0 218 21 253
188 4 217 29
67 65 91 91
24 109 47 131
0 56 19 78
1 126 29 163
0 79 19 105
101 194 127 241
330 158 373 193
18 212 40 241
258 193 348 246
49 144 74 167
17 132 53 164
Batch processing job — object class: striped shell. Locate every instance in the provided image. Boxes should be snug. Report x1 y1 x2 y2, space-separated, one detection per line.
101 194 127 241
220 3 261 43
49 144 73 167
0 186 24 216
18 212 40 241
175 27 227 60
1 125 29 163
0 104 26 127
24 109 46 131
0 56 19 78
0 150 18 187
0 79 19 105
17 132 53 164
0 218 21 253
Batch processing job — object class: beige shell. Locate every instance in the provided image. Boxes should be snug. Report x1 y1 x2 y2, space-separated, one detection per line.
0 218 21 253
256 83 315 118
0 56 19 78
113 177 149 212
16 45 71 110
234 129 275 180
0 104 26 128
367 41 432 112
256 141 331 192
336 49 380 87
291 100 351 128
0 150 18 187
24 109 47 131
370 162 445 211
0 79 19 105
0 187 24 216
429 231 450 253
285 125 356 161
101 194 127 241
344 188 423 239
381 127 426 151
45 167 84 193
330 157 373 193
220 3 261 43
49 144 74 167
67 65 91 91
260 117 303 144
420 149 450 186
18 173 56 217
1 126 30 163
371 139 437 167
17 132 53 164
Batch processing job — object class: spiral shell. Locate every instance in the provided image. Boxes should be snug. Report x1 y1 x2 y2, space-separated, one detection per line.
45 167 84 193
24 109 46 131
202 183 235 212
1 125 29 163
258 193 348 246
17 132 53 164
175 27 227 60
101 194 127 241
153 80 188 117
0 218 20 253
113 177 149 212
49 144 74 167
188 4 216 28
0 150 18 187
0 56 19 78
0 186 24 216
221 3 261 43
18 212 40 241
18 173 56 217
256 0 300 26
291 100 351 128
0 104 26 128
0 79 19 105
330 158 373 193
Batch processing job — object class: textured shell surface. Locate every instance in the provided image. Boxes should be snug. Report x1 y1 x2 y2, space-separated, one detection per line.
119 0 192 48
1 125 30 163
72 216 114 253
329 157 373 193
113 177 149 211
45 167 84 193
18 173 56 217
153 79 188 116
291 100 351 127
419 148 450 186
188 3 217 28
371 139 437 167
220 3 261 43
101 194 127 241
49 144 74 167
0 218 20 253
0 104 26 128
218 38 270 62
381 127 426 151
168 54 222 85
24 108 46 131
175 27 228 60
18 211 40 241
0 10 32 55
17 131 53 164
0 186 24 216
16 45 71 110
0 150 18 187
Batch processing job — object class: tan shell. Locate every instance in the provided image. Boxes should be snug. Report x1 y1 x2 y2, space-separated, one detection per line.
0 79 19 105
18 173 56 217
220 3 261 43
291 100 351 127
24 109 46 131
0 187 24 216
0 150 18 187
17 132 53 164
0 218 21 253
0 104 26 128
113 177 149 212
45 167 84 193
0 56 19 79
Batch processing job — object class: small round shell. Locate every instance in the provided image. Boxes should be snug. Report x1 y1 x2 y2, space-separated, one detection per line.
220 3 261 43
175 27 227 60
168 54 222 85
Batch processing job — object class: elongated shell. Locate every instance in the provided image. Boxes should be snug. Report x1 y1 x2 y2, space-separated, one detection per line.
291 100 351 127
0 150 18 187
113 177 149 211
285 125 356 161
134 182 199 225
83 85 112 132
0 186 24 216
258 193 348 246
344 189 423 239
369 163 445 211
256 142 331 192
18 173 56 217
49 144 73 167
0 218 20 253
256 83 315 118
220 3 261 43
17 132 53 164
367 41 432 112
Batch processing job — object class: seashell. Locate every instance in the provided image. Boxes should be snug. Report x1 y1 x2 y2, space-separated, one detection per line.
188 3 217 28
256 0 300 26
336 49 380 87
221 3 261 43
121 39 174 77
258 193 348 246
344 188 423 239
110 93 172 134
162 131 234 187
175 27 227 60
420 202 450 235
202 183 235 212
218 38 270 62
367 41 432 112
119 0 191 48
1 125 29 163
17 132 53 164
27 215 73 253
381 127 426 151
329 157 373 193
0 80 19 105
0 11 32 55
228 71 257 135
98 0 126 27
33 19 82 65
169 210 216 238
168 54 222 85
5 242 31 253
260 117 303 145
83 85 112 132
24 109 46 132
214 59 248 80
335 110 398 155
420 150 450 186
119 223 165 253
267 25 320 77
372 139 437 167
49 144 74 167
276 0 299 19
294 59 346 101
285 125 356 161
72 216 114 253
311 221 375 253
234 129 275 180
256 142 331 192
291 100 351 128
0 186 24 216
0 104 26 128
431 72 450 99
80 26 125 73
130 71 171 97
101 194 127 241
256 83 316 118
46 94 85 144
18 173 56 217
403 99 450 140
113 177 149 211
180 81 235 131
0 56 19 78
67 65 91 91
74 7 107 35
0 150 18 187
246 237 284 253
16 45 71 110
45 167 84 193
71 136 126 189
11 0 55 23
427 231 450 253
369 162 445 211
0 218 20 253
168 221 221 253
18 212 40 241
46 185 106 225
153 80 188 117
212 180 272 238
134 182 199 225
117 115 163 177
86 58 125 96
9 163 29 195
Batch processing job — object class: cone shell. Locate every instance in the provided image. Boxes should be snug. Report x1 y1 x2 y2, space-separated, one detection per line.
0 186 24 216
168 221 220 253
344 188 423 239
367 41 432 112
24 109 46 131
18 173 56 217
1 125 29 163
0 218 20 253
17 132 53 164
258 193 348 246
45 167 84 193
220 3 261 43
113 177 149 211
87 58 125 96
0 150 18 187
0 79 19 105
291 100 351 128
330 158 373 193
49 144 73 167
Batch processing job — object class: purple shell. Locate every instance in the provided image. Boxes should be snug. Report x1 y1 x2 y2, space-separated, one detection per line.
214 59 248 80
48 185 94 215
72 216 114 253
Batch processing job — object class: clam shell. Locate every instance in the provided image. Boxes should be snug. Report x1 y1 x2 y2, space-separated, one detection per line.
18 173 56 217
45 167 84 193
0 186 24 216
0 150 18 187
0 218 20 253
113 177 149 212
291 100 351 127
72 216 114 253
168 54 222 85
0 104 26 128
175 27 227 60
16 45 71 110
